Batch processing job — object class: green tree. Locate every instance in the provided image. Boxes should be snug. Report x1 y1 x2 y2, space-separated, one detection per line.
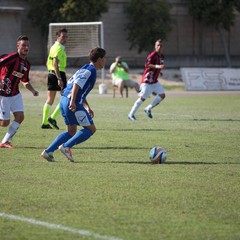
27 0 108 35
188 0 240 67
124 0 172 53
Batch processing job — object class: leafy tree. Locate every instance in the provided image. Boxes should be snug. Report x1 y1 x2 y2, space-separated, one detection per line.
188 0 240 67
27 0 108 35
124 0 172 53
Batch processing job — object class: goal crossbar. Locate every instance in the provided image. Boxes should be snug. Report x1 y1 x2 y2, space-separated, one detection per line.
48 21 105 83
48 22 104 58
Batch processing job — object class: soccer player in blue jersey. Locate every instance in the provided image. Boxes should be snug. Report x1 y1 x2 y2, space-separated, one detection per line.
41 47 106 162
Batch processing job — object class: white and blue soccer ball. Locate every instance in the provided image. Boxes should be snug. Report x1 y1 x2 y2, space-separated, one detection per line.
149 146 167 164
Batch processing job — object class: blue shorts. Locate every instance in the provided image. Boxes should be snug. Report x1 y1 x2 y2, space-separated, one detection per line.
60 96 94 126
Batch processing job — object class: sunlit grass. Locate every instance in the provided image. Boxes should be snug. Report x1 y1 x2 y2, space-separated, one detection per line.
0 90 239 240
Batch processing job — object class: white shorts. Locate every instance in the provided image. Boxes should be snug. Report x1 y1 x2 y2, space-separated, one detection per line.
139 82 165 99
112 77 123 85
0 93 24 120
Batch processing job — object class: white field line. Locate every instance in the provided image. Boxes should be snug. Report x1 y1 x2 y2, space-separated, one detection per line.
0 212 123 240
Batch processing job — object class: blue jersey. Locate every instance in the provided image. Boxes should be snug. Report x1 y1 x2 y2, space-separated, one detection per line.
62 63 96 104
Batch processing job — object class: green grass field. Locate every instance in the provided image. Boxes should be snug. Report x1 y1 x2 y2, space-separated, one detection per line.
0 88 240 240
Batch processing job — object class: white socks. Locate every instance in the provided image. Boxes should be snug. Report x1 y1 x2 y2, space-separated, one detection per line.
1 121 20 143
129 98 143 116
145 95 162 111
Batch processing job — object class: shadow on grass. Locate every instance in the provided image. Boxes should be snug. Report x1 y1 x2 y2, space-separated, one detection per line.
98 128 167 132
109 161 214 165
23 146 151 150
107 161 239 165
80 146 151 150
165 161 219 165
72 161 152 164
193 118 240 122
41 160 239 165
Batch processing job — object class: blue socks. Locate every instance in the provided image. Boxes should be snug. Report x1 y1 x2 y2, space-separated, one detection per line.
46 129 93 153
46 131 72 153
64 128 93 148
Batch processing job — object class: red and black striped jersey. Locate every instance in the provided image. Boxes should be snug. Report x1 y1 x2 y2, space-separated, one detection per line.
0 52 30 97
141 51 164 84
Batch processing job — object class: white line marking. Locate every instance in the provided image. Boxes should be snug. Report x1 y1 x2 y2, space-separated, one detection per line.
0 212 123 240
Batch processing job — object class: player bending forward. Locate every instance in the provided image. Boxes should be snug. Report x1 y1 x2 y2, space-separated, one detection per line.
41 47 106 162
128 39 165 120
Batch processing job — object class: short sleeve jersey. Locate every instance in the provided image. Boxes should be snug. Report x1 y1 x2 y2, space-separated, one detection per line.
110 61 129 80
0 52 30 97
47 41 67 72
62 63 96 104
141 51 164 84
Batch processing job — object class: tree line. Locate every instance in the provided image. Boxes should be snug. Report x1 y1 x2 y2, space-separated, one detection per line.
27 0 240 67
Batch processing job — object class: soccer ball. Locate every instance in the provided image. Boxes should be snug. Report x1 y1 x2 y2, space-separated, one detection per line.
149 146 167 164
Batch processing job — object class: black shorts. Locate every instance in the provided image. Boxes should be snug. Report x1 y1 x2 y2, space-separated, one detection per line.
47 71 67 91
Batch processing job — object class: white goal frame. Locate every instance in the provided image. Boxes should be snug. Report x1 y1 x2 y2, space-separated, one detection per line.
48 22 104 82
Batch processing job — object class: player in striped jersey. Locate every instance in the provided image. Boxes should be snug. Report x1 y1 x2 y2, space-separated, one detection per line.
128 39 166 120
41 47 106 162
0 35 39 148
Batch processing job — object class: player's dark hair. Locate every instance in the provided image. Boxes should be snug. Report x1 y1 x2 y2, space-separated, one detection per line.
89 47 106 63
56 28 68 36
156 39 162 44
17 35 29 42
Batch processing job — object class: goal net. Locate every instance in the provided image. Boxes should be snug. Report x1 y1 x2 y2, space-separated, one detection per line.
48 22 104 57
48 22 105 85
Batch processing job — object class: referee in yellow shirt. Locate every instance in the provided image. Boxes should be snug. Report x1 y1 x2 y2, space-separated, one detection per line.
41 28 68 129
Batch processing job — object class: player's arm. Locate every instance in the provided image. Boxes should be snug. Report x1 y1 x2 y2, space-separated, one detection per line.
83 99 94 118
22 82 39 96
147 63 165 69
53 57 63 88
109 63 117 74
119 62 129 73
145 54 165 69
68 83 79 112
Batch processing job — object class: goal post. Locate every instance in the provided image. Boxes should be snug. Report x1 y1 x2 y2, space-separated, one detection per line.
48 22 105 83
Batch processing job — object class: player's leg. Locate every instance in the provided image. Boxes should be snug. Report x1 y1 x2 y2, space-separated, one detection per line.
41 129 74 162
62 107 95 149
41 90 57 128
0 96 11 147
0 119 10 127
5 111 24 140
48 72 67 129
64 125 95 148
42 72 60 129
0 96 10 127
125 79 140 93
58 105 95 161
58 125 94 162
117 79 124 97
134 82 140 93
128 83 150 120
41 96 73 161
144 82 165 119
0 94 24 148
48 103 60 129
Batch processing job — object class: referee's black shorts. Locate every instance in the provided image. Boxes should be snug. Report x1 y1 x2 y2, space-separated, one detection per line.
47 71 67 91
